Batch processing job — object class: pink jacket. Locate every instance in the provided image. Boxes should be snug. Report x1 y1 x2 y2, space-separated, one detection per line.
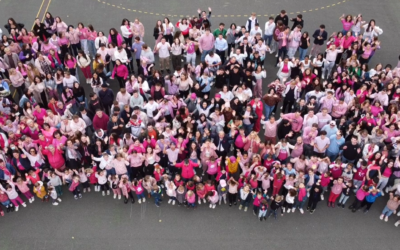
186 193 196 203
13 181 30 193
281 113 303 132
175 160 200 179
108 34 123 46
42 148 66 169
67 29 81 44
112 159 129 175
69 180 80 191
112 64 129 79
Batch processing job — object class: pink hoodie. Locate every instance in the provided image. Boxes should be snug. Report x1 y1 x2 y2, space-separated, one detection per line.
281 113 303 132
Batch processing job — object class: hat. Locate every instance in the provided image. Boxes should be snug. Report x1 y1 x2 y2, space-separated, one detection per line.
101 83 108 88
330 121 336 126
215 94 221 98
219 179 227 188
190 93 197 99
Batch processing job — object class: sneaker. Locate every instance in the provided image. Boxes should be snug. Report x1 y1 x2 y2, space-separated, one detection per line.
155 203 160 207
244 207 248 212
57 198 62 202
259 217 263 221
380 214 384 220
310 209 315 214
363 209 369 214
102 191 105 196
78 194 82 198
74 195 78 199
83 188 86 193
21 203 27 207
395 221 400 227
172 200 176 205
320 194 324 200
31 197 35 202
198 199 201 205
328 202 331 207
385 187 389 193
283 208 286 213
229 203 232 207
381 191 384 197
209 204 213 208
113 194 117 199
287 209 291 214
212 204 216 209
131 198 135 203
29 198 33 203
124 198 128 204
384 216 389 222
307 193 310 197
299 208 304 214
291 208 296 213
342 204 345 209
275 54 278 57
239 205 243 210
53 202 59 206
219 200 222 205
142 198 146 202
168 199 172 204
88 188 91 192
118 195 121 200
15 206 19 212
306 207 310 211
137 198 141 204
321 75 325 80
203 198 206 203
107 190 110 195
332 203 335 208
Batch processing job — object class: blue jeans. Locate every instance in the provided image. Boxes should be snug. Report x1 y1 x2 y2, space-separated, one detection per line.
341 155 355 164
264 35 273 47
381 206 394 217
188 202 196 208
136 192 145 199
264 103 275 119
243 123 254 136
294 197 307 209
87 40 97 58
298 48 308 61
266 209 278 219
338 193 349 204
326 150 339 162
258 209 267 218
201 49 212 62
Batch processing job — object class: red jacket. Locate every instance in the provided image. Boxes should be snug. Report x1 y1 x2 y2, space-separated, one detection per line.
175 160 199 179
93 113 109 131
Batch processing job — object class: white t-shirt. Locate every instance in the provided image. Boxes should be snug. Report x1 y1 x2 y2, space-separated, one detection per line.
156 42 171 58
205 54 221 68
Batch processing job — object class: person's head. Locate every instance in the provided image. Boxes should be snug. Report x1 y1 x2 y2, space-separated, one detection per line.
319 24 325 31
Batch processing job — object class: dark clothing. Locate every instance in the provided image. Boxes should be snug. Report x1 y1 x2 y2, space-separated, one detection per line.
312 29 328 45
98 89 114 106
341 142 361 161
88 97 104 114
274 15 289 27
290 18 304 30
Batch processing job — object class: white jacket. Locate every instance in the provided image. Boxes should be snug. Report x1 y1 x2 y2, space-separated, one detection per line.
70 118 87 134
76 55 91 68
120 24 133 38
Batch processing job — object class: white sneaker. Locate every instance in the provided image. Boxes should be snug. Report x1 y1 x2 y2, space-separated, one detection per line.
15 206 19 212
138 199 142 204
381 191 384 196
385 187 389 193
198 199 201 205
239 205 243 210
212 204 216 209
299 208 304 214
203 198 206 203
244 207 248 212
384 216 389 222
380 214 384 220
224 199 227 204
57 198 62 202
172 200 176 205
283 208 286 213
287 209 291 213
209 203 212 208
102 191 105 196
219 200 222 205
307 193 310 197
168 199 172 204
321 75 325 79
113 194 117 199
142 197 146 202
87 188 91 192
320 194 324 200
53 202 59 206
107 190 110 195
31 197 35 202
28 198 33 203
21 203 27 207
291 208 296 213
275 54 278 57
118 195 121 200
83 188 86 193
395 221 400 227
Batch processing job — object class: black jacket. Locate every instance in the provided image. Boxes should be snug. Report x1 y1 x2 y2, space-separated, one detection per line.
98 89 115 106
312 29 328 45
89 97 104 114
212 135 230 153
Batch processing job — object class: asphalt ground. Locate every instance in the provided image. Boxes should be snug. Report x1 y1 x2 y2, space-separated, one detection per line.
1 0 400 249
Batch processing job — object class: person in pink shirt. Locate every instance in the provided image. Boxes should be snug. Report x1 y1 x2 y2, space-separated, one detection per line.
328 177 346 207
86 24 98 59
340 14 354 33
198 28 215 62
260 116 282 144
32 105 47 127
42 144 66 170
382 123 400 143
77 23 89 55
110 59 129 88
174 159 200 181
52 17 68 34
13 177 34 203
281 110 303 133
331 98 348 119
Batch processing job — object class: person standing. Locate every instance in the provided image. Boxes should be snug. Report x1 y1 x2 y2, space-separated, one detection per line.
154 37 171 74
214 33 228 64
310 24 327 58
198 28 215 62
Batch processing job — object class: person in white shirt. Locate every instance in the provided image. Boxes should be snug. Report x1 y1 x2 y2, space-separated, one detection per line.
303 110 319 128
143 98 159 118
235 31 254 45
229 48 247 66
114 46 128 64
154 37 171 74
264 17 276 47
250 23 263 37
204 51 221 74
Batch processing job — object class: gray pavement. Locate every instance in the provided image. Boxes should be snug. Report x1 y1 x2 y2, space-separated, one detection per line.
1 0 400 249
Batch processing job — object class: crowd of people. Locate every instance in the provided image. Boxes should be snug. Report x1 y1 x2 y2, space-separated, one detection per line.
0 8 400 227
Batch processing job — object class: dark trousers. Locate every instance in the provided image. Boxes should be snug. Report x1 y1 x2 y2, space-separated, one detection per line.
124 37 132 48
276 47 287 63
282 98 295 113
228 193 237 204
116 76 125 88
216 49 226 64
307 198 319 210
